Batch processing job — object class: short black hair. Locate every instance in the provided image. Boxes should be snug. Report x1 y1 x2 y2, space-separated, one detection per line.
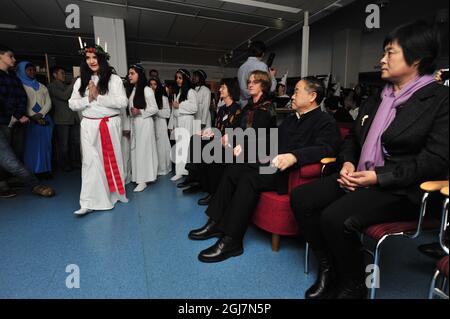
302 76 325 105
220 78 240 102
0 44 13 54
324 96 340 111
149 69 159 75
248 41 266 58
383 20 440 75
50 66 65 78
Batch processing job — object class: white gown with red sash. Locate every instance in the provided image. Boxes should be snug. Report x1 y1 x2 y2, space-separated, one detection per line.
69 74 128 210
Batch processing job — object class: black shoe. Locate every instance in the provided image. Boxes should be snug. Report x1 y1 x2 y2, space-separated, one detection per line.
177 179 197 188
305 250 337 299
0 188 17 198
183 184 201 194
198 194 212 206
198 236 243 263
418 242 446 260
335 279 368 299
188 219 223 240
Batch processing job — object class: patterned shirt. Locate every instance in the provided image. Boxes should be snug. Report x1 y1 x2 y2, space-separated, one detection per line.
0 69 27 125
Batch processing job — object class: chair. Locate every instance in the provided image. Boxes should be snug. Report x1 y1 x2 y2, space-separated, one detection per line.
252 126 350 274
361 181 447 299
428 186 449 299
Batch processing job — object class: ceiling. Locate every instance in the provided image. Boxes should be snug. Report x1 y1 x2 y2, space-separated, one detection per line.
0 0 355 67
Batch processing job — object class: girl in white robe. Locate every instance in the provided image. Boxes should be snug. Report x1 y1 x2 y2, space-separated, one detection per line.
120 107 132 185
169 69 198 182
68 47 128 216
149 77 172 176
192 69 211 133
126 65 159 192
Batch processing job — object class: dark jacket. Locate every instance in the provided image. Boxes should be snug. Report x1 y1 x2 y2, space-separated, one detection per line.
275 108 341 194
338 82 449 204
47 80 76 125
0 69 27 125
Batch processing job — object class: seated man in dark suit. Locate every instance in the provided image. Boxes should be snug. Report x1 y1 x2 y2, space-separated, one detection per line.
188 76 341 263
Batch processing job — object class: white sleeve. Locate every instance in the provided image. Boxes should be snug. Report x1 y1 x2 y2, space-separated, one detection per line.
168 107 175 129
157 96 171 119
120 108 131 131
201 89 211 126
40 85 52 116
141 87 159 118
178 89 198 115
68 78 90 112
96 75 128 109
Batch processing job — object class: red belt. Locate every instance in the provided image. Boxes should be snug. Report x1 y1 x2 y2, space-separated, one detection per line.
84 115 125 195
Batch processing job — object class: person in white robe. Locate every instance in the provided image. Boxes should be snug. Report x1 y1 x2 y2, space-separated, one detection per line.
149 77 172 176
120 107 132 185
126 65 159 192
68 45 128 216
169 69 198 182
192 69 211 133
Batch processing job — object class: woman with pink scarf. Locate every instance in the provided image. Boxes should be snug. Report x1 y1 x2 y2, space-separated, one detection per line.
290 21 449 299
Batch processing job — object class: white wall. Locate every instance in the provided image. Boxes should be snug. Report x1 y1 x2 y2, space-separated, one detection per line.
269 0 449 79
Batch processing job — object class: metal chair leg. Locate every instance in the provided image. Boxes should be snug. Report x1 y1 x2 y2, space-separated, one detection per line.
428 270 440 299
369 238 385 299
304 242 310 274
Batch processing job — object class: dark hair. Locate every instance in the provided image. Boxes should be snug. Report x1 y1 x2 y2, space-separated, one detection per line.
149 77 168 110
149 69 158 76
324 96 340 111
125 65 148 110
302 76 325 105
219 78 240 102
0 44 13 54
51 66 65 78
78 52 112 96
175 69 192 103
249 41 266 58
383 20 440 75
193 70 207 86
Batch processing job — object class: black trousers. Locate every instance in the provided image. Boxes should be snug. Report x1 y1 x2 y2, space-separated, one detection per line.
55 124 81 169
198 162 227 195
206 164 278 240
290 173 420 282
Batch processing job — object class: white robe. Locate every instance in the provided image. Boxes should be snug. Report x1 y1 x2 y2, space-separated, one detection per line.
120 107 132 184
155 95 172 175
68 74 128 210
168 89 197 176
194 85 211 132
130 87 159 184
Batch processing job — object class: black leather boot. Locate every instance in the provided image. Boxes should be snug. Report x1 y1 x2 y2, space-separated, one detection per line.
305 250 336 299
335 279 368 299
188 219 223 240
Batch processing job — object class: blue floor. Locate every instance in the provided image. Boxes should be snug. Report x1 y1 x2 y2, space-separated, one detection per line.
0 170 439 299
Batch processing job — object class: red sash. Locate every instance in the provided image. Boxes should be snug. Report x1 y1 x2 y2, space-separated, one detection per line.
85 115 125 195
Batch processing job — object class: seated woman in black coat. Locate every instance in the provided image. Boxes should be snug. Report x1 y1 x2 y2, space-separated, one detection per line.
290 21 449 299
195 78 242 205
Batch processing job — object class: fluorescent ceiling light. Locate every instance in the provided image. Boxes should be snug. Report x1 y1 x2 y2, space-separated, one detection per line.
0 23 18 29
220 0 302 14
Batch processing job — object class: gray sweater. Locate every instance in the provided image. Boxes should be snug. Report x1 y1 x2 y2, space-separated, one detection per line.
48 80 77 125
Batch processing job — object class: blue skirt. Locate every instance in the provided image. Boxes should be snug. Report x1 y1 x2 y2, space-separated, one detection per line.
24 115 54 174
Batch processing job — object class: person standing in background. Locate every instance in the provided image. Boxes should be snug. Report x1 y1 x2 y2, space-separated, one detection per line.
192 69 211 132
17 61 54 178
237 41 276 108
48 66 80 172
